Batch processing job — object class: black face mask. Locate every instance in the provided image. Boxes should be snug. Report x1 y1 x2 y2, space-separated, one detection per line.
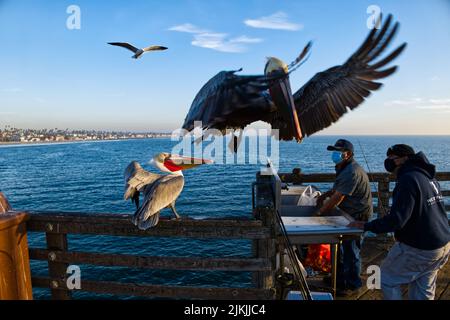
384 158 397 173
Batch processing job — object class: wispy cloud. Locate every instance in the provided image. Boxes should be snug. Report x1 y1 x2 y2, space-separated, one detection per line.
168 23 209 34
229 35 263 44
385 98 423 106
429 98 450 104
191 33 262 53
244 12 303 31
169 23 263 53
386 97 450 113
416 105 450 110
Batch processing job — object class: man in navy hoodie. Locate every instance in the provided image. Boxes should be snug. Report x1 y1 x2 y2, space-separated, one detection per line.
349 144 450 300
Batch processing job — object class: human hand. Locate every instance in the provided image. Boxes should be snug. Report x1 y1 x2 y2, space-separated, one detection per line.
316 194 325 207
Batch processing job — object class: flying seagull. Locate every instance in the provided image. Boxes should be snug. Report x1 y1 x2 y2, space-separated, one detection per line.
124 153 212 230
108 42 168 59
182 14 406 149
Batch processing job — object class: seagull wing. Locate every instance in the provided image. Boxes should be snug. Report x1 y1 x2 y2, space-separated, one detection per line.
293 14 407 137
133 175 185 229
108 42 140 53
143 45 168 52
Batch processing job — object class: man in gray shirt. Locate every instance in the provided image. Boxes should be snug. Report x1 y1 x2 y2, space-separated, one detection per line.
317 139 373 295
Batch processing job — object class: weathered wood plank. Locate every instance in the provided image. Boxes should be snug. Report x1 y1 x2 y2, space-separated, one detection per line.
28 211 262 227
28 249 271 271
31 277 275 300
334 237 393 300
278 172 397 184
439 283 450 300
27 220 270 239
435 260 450 300
436 172 450 180
279 172 450 184
45 233 71 300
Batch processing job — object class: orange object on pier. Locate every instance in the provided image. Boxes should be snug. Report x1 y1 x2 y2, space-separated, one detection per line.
0 209 33 300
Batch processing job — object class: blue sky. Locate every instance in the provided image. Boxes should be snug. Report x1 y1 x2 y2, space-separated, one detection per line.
0 0 449 134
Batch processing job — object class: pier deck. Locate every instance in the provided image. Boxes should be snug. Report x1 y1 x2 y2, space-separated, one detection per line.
307 236 450 300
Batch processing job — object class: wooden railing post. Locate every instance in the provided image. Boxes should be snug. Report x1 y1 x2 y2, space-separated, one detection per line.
252 173 278 299
45 227 71 300
0 212 33 300
253 208 276 291
377 177 390 218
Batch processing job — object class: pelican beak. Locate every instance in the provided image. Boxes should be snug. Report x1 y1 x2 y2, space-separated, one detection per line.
265 58 303 141
164 155 214 171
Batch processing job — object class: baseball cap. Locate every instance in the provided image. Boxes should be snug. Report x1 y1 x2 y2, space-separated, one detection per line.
327 139 354 153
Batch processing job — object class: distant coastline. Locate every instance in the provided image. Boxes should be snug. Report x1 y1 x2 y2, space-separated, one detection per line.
0 136 172 147
0 128 173 146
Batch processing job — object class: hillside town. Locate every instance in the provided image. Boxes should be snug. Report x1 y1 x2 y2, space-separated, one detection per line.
0 127 171 143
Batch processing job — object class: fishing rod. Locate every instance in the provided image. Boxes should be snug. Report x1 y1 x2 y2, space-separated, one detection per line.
357 140 387 216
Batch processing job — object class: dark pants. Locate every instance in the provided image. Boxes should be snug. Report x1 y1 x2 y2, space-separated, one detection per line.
337 236 363 289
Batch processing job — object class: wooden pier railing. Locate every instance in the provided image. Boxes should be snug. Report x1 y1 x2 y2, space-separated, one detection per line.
26 210 278 300
278 171 450 217
15 171 450 300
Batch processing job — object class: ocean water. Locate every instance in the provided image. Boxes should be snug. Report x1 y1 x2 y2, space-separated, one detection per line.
0 136 449 299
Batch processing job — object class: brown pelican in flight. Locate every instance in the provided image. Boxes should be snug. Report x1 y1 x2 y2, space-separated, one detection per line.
108 42 168 59
182 15 406 148
124 153 212 230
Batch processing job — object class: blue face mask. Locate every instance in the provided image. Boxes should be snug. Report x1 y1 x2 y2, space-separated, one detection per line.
331 151 343 164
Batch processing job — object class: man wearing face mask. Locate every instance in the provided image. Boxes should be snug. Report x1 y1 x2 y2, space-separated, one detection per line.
316 139 373 296
349 144 450 300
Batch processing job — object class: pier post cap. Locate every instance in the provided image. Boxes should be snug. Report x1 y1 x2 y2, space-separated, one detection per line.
0 211 30 231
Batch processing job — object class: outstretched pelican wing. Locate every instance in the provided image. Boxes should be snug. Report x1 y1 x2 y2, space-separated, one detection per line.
182 70 278 134
124 161 161 203
133 175 185 230
293 14 407 137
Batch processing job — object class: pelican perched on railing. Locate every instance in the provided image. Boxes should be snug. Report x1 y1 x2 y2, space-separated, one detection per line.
182 14 406 149
124 153 212 230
